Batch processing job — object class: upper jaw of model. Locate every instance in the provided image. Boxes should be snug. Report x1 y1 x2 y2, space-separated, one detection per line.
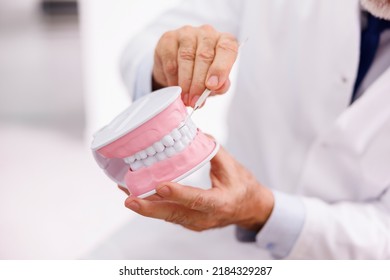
91 86 218 198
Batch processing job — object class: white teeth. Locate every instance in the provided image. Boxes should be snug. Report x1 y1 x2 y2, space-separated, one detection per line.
153 142 165 153
187 118 195 129
180 124 196 140
125 121 198 170
162 135 174 147
181 135 190 146
138 151 147 159
156 152 167 161
179 125 190 137
190 130 197 140
143 156 157 167
130 160 144 171
165 147 176 157
188 118 196 128
135 153 142 161
124 155 136 164
146 146 156 156
174 141 185 152
171 128 181 141
188 121 197 136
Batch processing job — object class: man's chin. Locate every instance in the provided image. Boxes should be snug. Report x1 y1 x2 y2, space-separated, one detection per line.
361 0 390 20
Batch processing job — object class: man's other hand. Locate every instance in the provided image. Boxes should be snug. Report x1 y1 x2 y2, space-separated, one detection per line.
124 146 274 232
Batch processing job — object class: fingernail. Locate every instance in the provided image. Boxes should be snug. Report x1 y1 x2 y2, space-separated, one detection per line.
157 185 171 197
207 76 219 88
183 93 189 105
191 95 200 108
126 200 140 211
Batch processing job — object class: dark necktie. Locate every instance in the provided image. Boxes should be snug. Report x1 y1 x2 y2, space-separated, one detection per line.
352 13 390 102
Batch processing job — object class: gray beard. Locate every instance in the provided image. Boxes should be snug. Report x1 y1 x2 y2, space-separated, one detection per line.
360 0 390 19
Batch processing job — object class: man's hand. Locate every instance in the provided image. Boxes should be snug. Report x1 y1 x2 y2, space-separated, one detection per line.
124 146 274 232
153 25 238 107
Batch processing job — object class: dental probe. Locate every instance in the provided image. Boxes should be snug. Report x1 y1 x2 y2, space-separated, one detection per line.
187 88 212 120
179 87 211 129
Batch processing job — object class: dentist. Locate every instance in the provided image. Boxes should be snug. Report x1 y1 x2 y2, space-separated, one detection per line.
121 0 390 259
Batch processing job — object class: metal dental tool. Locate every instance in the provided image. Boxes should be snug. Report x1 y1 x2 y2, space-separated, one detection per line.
179 88 211 129
187 88 211 120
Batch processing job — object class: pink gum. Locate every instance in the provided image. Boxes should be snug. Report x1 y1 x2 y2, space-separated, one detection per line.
98 96 187 158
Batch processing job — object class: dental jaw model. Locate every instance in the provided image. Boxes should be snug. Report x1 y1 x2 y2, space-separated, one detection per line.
91 86 219 198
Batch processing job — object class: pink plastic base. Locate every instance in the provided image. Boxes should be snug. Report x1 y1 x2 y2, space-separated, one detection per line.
96 95 217 197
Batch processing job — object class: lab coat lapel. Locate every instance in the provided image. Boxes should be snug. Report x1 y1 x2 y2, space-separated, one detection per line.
332 66 390 154
298 67 390 201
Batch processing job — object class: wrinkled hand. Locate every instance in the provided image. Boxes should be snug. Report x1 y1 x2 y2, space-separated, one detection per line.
124 146 274 232
153 25 238 107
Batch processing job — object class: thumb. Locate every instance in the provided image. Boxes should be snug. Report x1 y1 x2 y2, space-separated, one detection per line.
210 145 229 167
210 145 235 178
204 134 225 169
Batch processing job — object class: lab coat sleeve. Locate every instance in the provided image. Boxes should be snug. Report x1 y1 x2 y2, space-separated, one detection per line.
287 188 390 259
120 0 244 99
236 190 306 259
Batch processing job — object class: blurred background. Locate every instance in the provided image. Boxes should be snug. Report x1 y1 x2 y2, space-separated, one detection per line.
0 0 268 259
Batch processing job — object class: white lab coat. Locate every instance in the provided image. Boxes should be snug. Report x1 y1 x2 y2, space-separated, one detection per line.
122 0 390 259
